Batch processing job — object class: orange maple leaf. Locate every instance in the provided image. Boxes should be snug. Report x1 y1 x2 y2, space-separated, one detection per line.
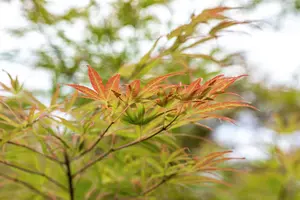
67 65 120 102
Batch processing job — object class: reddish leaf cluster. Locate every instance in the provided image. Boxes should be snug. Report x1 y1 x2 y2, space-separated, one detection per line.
67 66 183 104
67 66 255 127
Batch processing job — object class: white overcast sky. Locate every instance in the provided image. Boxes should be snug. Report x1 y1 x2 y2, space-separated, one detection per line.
1 0 300 160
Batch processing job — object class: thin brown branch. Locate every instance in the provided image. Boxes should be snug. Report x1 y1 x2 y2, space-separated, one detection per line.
41 124 70 149
0 172 51 199
72 121 114 161
0 160 67 191
0 139 64 165
72 148 113 178
45 140 61 161
141 174 176 196
72 105 130 162
64 151 74 200
51 133 70 149
39 121 71 150
72 115 179 178
278 182 288 200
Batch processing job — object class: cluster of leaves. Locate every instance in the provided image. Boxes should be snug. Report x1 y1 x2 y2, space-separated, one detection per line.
118 6 249 81
194 146 300 200
0 65 254 199
192 81 300 200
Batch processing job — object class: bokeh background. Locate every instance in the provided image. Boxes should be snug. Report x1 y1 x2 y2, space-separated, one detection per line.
1 0 300 199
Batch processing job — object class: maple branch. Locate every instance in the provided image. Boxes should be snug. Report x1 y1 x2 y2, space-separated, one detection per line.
0 139 64 165
0 160 67 191
64 151 74 200
72 121 114 161
72 115 179 178
0 172 51 199
50 132 71 149
72 149 112 178
141 174 176 196
72 105 129 162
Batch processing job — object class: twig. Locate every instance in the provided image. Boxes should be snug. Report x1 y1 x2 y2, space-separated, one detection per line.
0 172 51 199
64 151 74 200
72 105 130 161
72 115 179 178
51 133 71 149
278 182 287 200
72 149 113 178
141 174 176 196
41 123 70 149
0 160 67 191
72 121 114 161
44 140 61 161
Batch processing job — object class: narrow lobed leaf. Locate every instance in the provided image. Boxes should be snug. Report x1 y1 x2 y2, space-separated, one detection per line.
196 101 257 113
87 65 105 99
126 80 141 99
143 71 185 93
105 74 120 99
66 84 99 100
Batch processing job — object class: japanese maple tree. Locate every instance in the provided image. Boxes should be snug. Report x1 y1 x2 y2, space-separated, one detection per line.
0 6 256 200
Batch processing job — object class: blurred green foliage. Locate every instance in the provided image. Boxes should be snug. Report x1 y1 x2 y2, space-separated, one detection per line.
5 0 246 93
248 0 300 12
8 0 172 92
